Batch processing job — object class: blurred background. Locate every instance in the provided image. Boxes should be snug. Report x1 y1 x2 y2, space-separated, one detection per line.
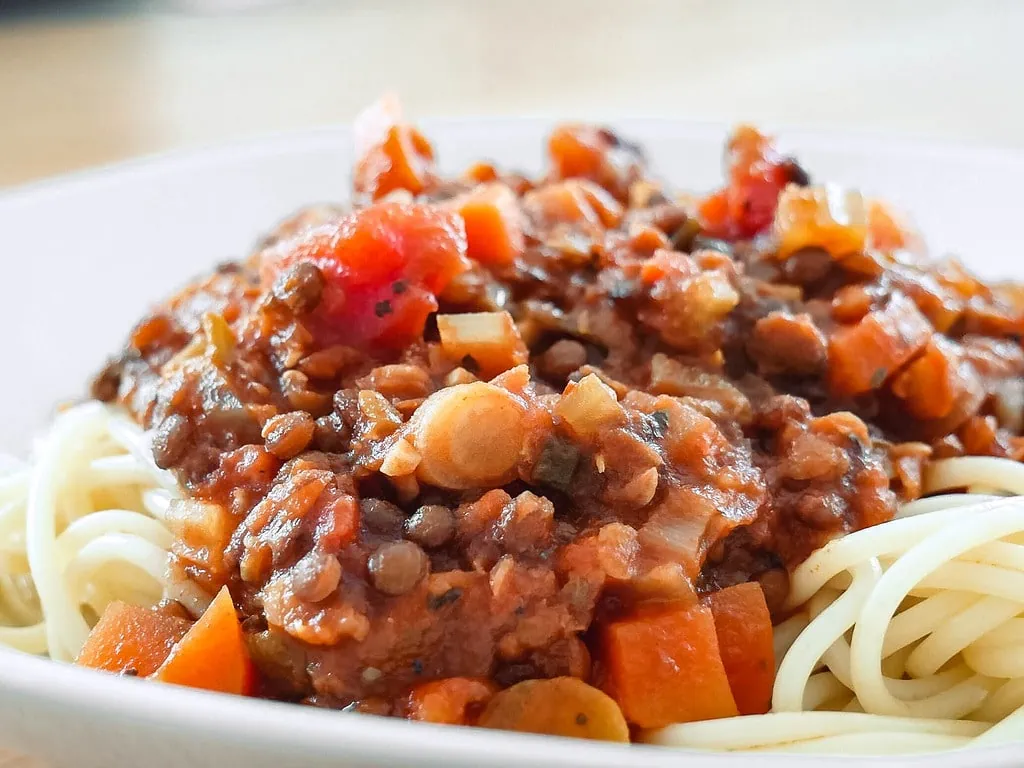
2 0 1024 189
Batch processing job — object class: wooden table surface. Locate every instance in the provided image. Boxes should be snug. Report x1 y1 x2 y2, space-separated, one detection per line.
1 0 1022 764
3 0 1024 189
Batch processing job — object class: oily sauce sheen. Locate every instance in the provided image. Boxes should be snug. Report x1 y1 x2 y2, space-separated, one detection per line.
93 117 1024 714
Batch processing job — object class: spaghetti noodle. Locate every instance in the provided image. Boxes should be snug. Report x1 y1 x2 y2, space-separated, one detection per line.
0 402 177 661
649 457 1024 753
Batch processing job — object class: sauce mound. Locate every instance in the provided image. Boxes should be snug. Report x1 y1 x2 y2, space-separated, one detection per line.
93 104 1024 715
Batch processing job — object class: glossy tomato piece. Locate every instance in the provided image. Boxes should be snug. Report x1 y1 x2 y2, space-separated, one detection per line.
263 202 469 349
699 125 803 241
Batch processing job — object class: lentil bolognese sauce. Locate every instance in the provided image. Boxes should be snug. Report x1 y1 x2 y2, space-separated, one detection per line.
6 100 1024 754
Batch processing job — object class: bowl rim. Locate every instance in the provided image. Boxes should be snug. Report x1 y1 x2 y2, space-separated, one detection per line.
3 115 1024 203
0 650 1019 768
3 118 1024 767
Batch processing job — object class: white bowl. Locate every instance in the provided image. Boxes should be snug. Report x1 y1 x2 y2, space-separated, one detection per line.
1 119 1022 768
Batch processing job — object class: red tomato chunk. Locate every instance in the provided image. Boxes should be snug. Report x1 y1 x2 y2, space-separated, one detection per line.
263 203 470 349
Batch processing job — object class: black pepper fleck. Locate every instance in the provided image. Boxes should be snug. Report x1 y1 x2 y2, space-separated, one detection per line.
575 712 588 726
649 410 670 437
374 300 393 318
412 659 424 675
392 280 408 294
427 587 463 611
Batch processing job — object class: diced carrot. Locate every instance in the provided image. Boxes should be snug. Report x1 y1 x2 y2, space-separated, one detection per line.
456 183 525 267
548 125 608 184
831 284 875 324
866 198 913 253
464 161 499 184
704 582 775 715
478 677 629 742
601 602 738 728
890 338 960 420
153 587 254 696
547 124 642 203
697 190 731 239
353 96 435 200
827 294 932 397
76 603 191 677
404 677 497 725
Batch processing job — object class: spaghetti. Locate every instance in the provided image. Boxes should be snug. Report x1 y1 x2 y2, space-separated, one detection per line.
649 457 1024 754
0 402 177 661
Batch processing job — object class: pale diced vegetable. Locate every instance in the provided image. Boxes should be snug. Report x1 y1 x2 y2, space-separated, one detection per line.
201 312 236 366
554 373 625 437
380 437 422 477
437 311 527 378
773 184 867 258
357 390 403 439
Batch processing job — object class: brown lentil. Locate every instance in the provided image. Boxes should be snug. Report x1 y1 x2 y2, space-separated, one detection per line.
368 541 429 596
272 261 325 314
151 414 193 469
404 504 455 548
261 411 316 459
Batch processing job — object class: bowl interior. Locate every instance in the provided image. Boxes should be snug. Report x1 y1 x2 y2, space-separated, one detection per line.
1 119 1023 768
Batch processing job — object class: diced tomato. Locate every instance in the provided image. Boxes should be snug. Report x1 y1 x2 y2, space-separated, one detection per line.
153 587 254 696
353 96 436 200
699 125 799 241
263 202 470 349
601 602 738 728
77 602 191 677
403 677 497 725
704 582 775 716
